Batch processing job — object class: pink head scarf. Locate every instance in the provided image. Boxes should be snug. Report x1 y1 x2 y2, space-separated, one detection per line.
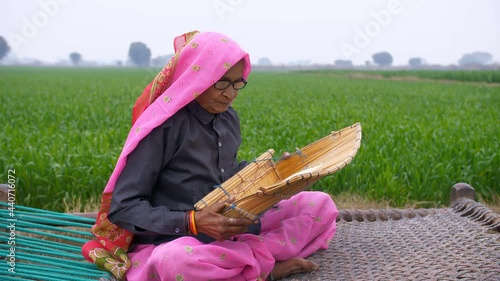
108 31 251 193
82 31 252 279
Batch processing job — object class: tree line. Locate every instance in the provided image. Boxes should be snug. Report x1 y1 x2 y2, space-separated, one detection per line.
0 36 162 67
0 36 495 67
337 51 495 67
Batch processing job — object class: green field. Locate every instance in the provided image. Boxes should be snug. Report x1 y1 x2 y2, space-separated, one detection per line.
1 67 499 212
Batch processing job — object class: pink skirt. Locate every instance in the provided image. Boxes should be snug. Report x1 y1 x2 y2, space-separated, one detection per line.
125 191 338 281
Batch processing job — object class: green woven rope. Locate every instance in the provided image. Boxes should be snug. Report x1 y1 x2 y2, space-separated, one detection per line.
0 249 92 271
1 262 105 278
0 209 94 232
11 212 94 228
0 207 94 226
0 271 37 281
0 244 83 260
0 202 95 224
4 219 92 238
0 203 111 281
4 235 83 253
0 263 104 281
7 226 89 244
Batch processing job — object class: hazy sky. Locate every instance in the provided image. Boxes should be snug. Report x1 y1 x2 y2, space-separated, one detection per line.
1 0 499 66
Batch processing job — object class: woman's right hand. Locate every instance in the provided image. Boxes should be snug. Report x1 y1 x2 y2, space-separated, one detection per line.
194 199 258 241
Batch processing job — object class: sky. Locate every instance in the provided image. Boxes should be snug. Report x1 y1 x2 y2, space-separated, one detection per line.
1 0 499 66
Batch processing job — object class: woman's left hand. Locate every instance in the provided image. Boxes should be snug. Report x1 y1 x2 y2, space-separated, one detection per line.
194 199 258 241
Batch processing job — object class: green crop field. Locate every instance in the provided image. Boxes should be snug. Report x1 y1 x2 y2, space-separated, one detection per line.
1 67 499 212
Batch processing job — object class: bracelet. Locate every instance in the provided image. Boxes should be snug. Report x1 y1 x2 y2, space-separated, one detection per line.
188 210 198 235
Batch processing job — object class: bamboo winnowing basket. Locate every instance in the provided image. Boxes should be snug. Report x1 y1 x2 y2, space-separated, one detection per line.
194 123 362 220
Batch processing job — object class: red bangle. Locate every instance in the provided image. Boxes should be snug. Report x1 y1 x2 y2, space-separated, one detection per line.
189 210 198 235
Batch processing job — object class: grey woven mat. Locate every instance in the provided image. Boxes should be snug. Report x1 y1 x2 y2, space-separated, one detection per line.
280 198 500 281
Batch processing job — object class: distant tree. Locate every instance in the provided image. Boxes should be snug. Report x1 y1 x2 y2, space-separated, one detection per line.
458 52 493 66
151 54 173 67
334 59 353 67
128 42 151 67
258 57 272 66
372 52 393 66
69 52 82 65
0 36 10 60
408 57 423 67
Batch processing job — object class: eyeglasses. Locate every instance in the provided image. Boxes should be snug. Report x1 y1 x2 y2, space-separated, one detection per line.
213 79 247 90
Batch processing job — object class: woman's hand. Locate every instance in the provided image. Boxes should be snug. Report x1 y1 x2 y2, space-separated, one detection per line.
194 199 258 241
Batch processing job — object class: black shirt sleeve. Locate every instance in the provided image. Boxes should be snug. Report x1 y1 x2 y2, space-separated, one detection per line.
108 124 187 236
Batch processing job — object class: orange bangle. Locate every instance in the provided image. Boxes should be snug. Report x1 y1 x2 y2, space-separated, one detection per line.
189 210 198 235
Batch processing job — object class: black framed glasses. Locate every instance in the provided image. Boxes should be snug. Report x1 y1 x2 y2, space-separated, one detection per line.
213 79 247 90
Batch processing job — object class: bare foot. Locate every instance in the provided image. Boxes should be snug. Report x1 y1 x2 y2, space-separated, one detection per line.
269 257 319 280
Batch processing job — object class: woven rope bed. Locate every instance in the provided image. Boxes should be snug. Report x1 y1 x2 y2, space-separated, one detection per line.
279 185 500 281
1 185 498 281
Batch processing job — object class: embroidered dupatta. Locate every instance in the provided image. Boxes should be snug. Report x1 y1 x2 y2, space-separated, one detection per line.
82 31 252 279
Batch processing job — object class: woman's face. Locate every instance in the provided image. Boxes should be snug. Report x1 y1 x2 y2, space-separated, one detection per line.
196 60 245 114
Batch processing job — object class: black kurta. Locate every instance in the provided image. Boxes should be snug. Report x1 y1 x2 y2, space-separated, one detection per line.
108 101 248 246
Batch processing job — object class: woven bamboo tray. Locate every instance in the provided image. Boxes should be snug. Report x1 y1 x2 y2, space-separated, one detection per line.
194 123 362 220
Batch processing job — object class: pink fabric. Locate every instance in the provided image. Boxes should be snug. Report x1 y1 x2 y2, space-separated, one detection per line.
125 192 338 281
103 31 251 194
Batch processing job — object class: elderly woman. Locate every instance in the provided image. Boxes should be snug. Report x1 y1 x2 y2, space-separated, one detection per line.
83 31 338 281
